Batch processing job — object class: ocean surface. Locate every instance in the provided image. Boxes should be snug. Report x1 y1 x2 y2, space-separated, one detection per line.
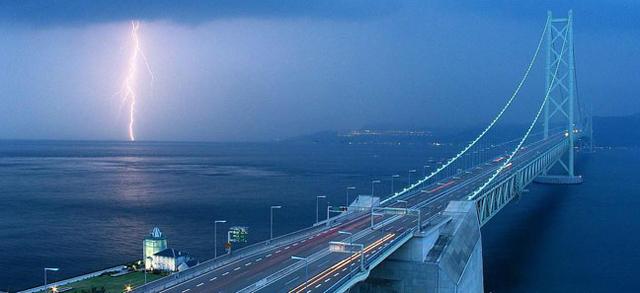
0 140 637 292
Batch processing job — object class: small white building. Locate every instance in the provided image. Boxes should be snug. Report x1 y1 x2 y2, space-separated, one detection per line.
150 248 197 272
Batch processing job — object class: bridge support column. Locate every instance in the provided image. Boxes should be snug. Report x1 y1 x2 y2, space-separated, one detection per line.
538 10 583 185
350 201 483 293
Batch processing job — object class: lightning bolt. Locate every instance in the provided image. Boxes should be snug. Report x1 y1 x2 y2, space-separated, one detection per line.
119 20 154 141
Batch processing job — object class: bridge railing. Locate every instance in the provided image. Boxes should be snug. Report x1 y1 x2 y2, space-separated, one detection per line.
474 138 568 225
324 227 416 293
134 220 340 292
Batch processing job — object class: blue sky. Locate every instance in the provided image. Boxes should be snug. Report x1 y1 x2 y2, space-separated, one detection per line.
0 1 638 141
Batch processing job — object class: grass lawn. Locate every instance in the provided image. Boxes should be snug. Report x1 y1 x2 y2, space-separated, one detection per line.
42 272 165 293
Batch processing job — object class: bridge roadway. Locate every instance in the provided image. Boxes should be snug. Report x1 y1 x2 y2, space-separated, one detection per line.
152 134 565 293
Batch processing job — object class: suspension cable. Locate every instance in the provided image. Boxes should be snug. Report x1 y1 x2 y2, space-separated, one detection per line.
381 16 552 205
467 19 570 201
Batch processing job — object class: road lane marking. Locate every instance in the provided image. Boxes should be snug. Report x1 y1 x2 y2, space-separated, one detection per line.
315 284 322 288
222 271 229 276
234 267 241 271
266 254 272 257
256 257 262 261
196 283 204 287
285 246 291 250
333 273 339 277
245 262 252 266
181 290 190 293
210 277 217 281
276 250 282 253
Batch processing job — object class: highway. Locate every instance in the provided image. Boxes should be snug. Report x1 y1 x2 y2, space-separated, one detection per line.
144 134 566 293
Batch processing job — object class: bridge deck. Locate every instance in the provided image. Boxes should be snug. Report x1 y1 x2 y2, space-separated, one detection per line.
136 134 567 293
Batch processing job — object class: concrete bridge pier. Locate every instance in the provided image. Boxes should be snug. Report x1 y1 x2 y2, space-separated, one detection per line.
350 201 483 293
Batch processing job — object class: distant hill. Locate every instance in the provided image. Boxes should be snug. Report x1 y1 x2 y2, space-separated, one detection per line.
284 113 639 147
594 113 640 147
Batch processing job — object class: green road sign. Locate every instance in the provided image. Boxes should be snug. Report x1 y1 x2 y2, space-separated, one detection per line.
229 226 249 243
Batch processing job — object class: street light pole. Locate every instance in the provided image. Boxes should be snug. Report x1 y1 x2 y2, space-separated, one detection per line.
408 169 417 185
423 165 430 187
270 205 282 241
346 187 356 208
338 231 353 245
291 256 309 288
397 199 408 210
391 174 400 195
370 180 381 222
315 196 326 224
371 180 380 197
214 220 226 259
44 267 59 292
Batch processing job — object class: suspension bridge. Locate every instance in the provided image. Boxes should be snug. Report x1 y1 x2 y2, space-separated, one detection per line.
134 10 589 293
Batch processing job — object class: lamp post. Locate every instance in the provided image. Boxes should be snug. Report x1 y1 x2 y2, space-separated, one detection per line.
397 199 408 209
270 205 282 241
370 211 384 229
345 186 356 208
408 169 417 185
423 165 430 187
391 174 400 195
370 180 381 220
214 220 227 259
291 256 309 288
371 180 381 197
315 195 326 224
44 267 59 292
338 231 353 245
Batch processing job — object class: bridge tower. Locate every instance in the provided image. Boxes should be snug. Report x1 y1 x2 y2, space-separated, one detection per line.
538 10 583 184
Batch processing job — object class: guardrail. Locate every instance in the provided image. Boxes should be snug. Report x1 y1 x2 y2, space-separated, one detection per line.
19 265 126 293
134 222 335 293
325 227 416 292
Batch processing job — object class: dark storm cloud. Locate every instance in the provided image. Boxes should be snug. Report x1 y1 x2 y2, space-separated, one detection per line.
442 0 640 31
0 0 400 26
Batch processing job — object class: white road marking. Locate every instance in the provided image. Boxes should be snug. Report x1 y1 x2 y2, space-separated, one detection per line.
333 273 339 277
245 262 252 266
256 258 262 261
234 267 241 271
276 250 282 253
209 277 217 281
315 284 322 288
285 246 291 250
222 272 229 276
181 290 190 293
325 278 331 282
342 268 347 272
266 254 272 258
293 242 299 246
196 283 204 287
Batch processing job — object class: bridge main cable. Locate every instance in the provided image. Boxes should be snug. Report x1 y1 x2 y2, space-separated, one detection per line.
382 16 552 205
467 14 570 201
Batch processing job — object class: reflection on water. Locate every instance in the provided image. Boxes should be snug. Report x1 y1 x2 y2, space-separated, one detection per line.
0 141 636 292
0 140 445 290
